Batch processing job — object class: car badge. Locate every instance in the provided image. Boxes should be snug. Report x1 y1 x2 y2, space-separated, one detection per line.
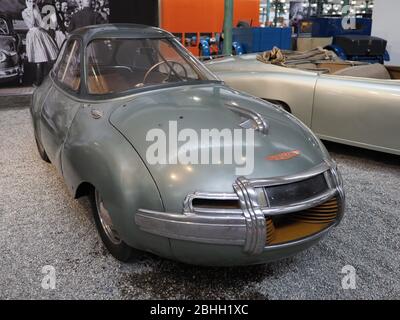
266 150 300 161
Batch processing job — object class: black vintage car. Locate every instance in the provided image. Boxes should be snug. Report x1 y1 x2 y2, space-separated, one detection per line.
0 14 22 84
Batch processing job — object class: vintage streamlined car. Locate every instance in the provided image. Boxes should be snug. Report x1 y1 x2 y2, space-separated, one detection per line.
31 25 344 266
206 52 400 156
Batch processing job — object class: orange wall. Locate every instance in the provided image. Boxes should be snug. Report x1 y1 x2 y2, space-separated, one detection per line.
161 0 260 33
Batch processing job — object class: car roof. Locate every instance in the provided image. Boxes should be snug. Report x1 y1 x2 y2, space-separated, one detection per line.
71 24 174 44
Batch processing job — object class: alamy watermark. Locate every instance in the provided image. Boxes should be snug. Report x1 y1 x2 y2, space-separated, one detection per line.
341 265 356 290
341 5 356 30
146 121 255 175
41 265 56 290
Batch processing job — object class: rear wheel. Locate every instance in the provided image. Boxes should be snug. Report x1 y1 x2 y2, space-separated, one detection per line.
92 190 133 262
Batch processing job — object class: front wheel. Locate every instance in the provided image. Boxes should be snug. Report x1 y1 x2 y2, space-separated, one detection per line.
92 190 133 262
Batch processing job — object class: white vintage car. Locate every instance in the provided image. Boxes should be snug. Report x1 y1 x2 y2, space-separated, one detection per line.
206 52 400 155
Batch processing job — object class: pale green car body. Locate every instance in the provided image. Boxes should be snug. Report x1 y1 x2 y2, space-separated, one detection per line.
30 25 344 266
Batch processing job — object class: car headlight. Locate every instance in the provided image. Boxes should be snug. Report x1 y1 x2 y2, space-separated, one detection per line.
0 52 6 63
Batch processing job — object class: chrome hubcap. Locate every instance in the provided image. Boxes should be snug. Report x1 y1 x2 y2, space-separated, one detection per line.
95 191 122 245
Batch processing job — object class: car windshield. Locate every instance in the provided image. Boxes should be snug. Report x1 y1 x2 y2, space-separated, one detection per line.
86 37 219 95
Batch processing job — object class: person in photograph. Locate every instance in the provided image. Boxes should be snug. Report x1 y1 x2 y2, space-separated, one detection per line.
61 1 69 14
53 1 67 48
67 0 104 32
96 0 109 23
59 1 70 30
54 1 65 31
22 0 59 86
74 0 83 14
55 0 61 12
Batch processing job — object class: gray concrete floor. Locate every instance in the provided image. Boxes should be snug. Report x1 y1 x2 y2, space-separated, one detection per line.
0 106 399 300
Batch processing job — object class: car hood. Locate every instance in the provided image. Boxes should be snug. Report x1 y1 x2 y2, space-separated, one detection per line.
110 84 329 212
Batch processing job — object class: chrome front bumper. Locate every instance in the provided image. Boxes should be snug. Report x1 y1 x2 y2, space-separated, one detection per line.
135 161 345 256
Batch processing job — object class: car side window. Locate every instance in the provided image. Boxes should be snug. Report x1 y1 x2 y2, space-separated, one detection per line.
56 39 81 92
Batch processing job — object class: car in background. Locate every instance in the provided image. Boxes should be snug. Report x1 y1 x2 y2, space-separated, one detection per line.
206 52 400 156
0 14 22 84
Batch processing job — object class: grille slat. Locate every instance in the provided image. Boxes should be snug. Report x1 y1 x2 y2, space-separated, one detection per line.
266 218 275 244
266 198 339 245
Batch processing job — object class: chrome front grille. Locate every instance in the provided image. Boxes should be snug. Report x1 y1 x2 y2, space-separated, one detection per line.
257 170 341 246
181 161 344 255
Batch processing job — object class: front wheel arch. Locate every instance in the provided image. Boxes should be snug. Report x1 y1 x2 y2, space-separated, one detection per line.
74 181 95 199
75 181 134 261
262 99 292 113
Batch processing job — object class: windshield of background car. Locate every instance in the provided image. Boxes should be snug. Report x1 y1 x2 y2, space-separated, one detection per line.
86 37 219 95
